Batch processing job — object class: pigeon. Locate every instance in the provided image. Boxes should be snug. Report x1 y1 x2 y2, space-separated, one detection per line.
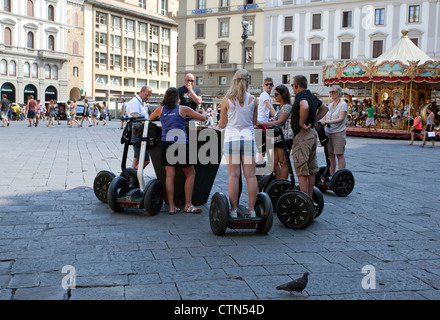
276 272 309 298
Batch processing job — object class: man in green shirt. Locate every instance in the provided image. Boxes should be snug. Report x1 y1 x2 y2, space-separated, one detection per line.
366 105 376 131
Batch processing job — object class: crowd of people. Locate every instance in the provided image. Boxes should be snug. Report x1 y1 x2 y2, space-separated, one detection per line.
0 95 109 128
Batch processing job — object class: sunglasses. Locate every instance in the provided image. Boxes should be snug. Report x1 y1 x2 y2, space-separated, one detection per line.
329 91 337 94
187 80 195 83
265 83 273 87
274 93 280 97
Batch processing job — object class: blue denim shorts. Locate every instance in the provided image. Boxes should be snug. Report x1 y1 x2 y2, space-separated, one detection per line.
224 140 255 157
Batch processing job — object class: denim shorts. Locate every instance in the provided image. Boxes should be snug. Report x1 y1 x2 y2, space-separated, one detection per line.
224 139 255 157
133 144 150 162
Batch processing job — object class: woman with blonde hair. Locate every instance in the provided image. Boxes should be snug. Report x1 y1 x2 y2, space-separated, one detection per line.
219 69 258 218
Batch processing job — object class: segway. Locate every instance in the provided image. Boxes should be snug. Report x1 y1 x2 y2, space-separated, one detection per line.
259 124 324 230
314 123 355 197
93 116 164 215
209 170 273 236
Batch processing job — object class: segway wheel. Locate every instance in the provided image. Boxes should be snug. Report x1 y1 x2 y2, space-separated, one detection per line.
331 169 355 197
255 192 273 234
209 192 229 236
314 166 328 192
258 172 275 192
265 179 293 210
312 186 325 219
143 179 164 216
107 176 130 212
93 170 116 203
276 191 314 230
121 167 140 189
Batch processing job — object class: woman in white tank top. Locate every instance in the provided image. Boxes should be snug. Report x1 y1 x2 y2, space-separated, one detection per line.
219 69 258 218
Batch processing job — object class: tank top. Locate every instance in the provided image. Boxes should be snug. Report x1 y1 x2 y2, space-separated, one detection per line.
224 93 255 142
414 116 422 130
160 105 187 143
426 113 433 126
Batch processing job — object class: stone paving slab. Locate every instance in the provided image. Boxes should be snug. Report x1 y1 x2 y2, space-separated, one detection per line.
0 120 439 301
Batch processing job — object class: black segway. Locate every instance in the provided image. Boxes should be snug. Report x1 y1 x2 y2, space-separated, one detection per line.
314 123 355 197
259 124 324 230
93 116 164 215
209 169 273 236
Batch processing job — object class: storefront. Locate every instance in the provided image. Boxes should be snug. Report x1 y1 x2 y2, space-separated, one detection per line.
23 84 38 102
45 86 58 103
1 82 16 102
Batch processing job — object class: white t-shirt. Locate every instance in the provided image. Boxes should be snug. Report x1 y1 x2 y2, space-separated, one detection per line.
257 91 272 122
325 100 348 133
126 95 149 119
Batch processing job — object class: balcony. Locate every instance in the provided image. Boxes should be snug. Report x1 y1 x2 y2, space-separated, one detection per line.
38 50 69 62
207 63 237 71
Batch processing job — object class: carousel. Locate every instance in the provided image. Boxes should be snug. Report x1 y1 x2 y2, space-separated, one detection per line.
323 30 440 139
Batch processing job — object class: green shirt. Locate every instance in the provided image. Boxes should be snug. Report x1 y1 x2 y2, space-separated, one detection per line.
366 107 375 118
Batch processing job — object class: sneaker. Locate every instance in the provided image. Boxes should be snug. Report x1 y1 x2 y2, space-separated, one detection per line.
248 210 256 218
230 210 238 219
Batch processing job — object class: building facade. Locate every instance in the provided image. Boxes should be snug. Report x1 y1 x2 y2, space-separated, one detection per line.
0 0 70 104
264 0 440 96
177 0 266 98
83 0 179 101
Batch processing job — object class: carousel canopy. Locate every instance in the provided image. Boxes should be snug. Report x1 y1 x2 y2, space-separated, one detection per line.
323 30 440 89
373 30 435 65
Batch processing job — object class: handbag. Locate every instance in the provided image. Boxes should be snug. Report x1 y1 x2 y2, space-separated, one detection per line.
427 131 435 138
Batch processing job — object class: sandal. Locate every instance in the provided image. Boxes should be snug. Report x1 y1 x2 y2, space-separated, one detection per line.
184 205 202 214
168 208 181 215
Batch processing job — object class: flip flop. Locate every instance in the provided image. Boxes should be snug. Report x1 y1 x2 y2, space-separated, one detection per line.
168 208 181 215
184 205 202 214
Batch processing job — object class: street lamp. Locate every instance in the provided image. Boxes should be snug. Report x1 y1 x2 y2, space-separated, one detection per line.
241 19 249 69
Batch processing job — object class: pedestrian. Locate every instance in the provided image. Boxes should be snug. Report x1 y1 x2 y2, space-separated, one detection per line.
321 85 349 177
409 110 423 145
150 87 207 215
290 75 328 199
91 103 99 126
206 104 214 128
47 100 56 128
69 98 81 128
100 102 107 126
218 69 258 219
178 73 202 111
120 98 127 129
1 94 10 127
125 86 153 169
80 99 92 127
420 106 436 148
66 100 71 126
257 85 293 180
256 77 277 165
26 95 37 127
36 100 42 125
54 101 61 125
366 103 376 131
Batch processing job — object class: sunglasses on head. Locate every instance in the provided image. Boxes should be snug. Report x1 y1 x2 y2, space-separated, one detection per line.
265 83 273 87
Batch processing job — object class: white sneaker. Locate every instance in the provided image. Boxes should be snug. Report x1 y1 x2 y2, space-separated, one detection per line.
248 210 256 218
230 210 238 219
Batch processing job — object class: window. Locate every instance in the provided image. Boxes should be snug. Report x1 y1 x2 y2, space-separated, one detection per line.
138 0 146 9
27 32 34 49
111 35 121 49
149 60 158 73
410 38 419 47
0 60 7 76
9 60 16 76
162 28 170 39
110 76 121 86
52 66 58 80
73 67 79 77
95 52 107 66
375 9 385 25
125 19 134 32
124 56 134 69
111 16 121 29
137 58 146 71
196 49 204 65
312 14 321 30
45 65 51 79
196 23 205 38
341 42 351 59
48 5 55 21
73 41 79 55
282 74 290 85
245 47 253 63
219 76 227 85
219 20 229 37
149 43 158 55
24 62 30 77
161 0 168 15
284 16 293 32
408 5 420 23
198 0 206 9
96 12 107 25
372 40 383 58
4 0 11 12
342 11 352 28
96 32 107 45
125 38 134 50
4 27 12 46
31 63 38 78
138 23 147 34
310 74 319 84
161 44 169 56
283 45 292 61
138 40 147 52
124 78 135 87
110 54 121 69
48 35 55 51
27 0 34 17
161 62 169 75
311 43 320 60
220 0 229 9
219 48 228 63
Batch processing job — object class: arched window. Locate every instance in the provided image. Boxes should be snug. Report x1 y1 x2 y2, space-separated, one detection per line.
9 60 16 76
32 63 38 78
48 35 55 51
4 27 12 46
48 5 55 21
45 65 51 79
24 62 30 78
27 0 34 17
52 65 58 80
0 60 7 75
73 41 79 55
27 32 34 49
73 67 79 77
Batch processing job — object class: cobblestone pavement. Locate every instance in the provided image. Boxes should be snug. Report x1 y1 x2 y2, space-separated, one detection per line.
0 120 439 300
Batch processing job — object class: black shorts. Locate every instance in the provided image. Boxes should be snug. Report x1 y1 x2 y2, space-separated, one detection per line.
413 129 421 134
161 141 191 168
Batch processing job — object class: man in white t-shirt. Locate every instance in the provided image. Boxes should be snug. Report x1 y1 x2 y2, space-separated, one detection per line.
126 86 153 169
256 78 276 164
